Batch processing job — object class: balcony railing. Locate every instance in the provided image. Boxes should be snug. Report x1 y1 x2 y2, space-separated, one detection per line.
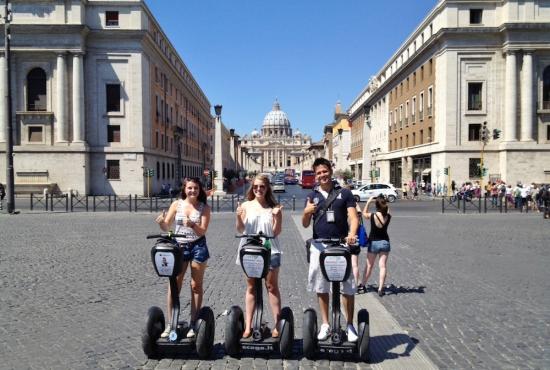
427 106 433 116
404 117 408 126
411 114 416 123
419 110 424 121
543 100 550 110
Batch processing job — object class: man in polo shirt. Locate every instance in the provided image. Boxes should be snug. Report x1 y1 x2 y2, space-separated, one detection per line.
302 157 359 342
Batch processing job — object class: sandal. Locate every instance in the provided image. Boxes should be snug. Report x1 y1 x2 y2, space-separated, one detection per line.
242 329 252 339
356 284 365 294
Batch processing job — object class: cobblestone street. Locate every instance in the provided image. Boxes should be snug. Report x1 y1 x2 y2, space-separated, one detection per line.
0 208 549 369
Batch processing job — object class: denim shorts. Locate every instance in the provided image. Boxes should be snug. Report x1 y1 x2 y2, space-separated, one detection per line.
368 240 391 254
270 253 281 270
180 238 210 263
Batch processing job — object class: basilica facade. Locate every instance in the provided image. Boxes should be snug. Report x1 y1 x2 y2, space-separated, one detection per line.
240 101 311 174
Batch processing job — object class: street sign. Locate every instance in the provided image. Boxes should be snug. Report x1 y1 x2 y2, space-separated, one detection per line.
203 169 210 176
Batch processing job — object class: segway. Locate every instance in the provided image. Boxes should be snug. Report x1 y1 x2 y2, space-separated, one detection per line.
303 238 370 361
142 232 215 359
225 232 294 358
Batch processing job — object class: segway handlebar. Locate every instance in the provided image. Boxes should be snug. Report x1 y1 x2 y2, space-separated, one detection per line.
314 237 345 244
146 232 188 239
235 232 275 239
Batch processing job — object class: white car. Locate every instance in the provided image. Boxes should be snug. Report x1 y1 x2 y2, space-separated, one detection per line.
351 183 398 203
272 179 286 193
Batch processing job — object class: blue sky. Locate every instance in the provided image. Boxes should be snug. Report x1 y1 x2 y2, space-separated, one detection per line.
145 0 437 141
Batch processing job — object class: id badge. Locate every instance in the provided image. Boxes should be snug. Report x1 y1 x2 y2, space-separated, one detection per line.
326 210 335 223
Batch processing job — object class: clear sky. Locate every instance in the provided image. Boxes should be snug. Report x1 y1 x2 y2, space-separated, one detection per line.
145 0 437 142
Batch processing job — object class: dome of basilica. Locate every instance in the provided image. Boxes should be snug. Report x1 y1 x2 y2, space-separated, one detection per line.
262 100 290 129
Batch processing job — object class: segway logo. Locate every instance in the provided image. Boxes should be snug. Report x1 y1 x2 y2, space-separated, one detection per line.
155 252 175 276
320 347 354 354
323 256 347 281
242 254 265 278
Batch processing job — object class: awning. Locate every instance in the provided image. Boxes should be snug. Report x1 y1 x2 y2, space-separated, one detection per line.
422 168 431 175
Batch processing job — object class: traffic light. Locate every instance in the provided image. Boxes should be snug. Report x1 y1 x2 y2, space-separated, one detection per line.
492 128 501 140
443 167 449 175
482 167 488 176
480 122 489 143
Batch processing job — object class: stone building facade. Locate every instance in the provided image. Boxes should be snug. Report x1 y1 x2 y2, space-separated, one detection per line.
240 100 311 174
0 0 213 195
349 0 550 188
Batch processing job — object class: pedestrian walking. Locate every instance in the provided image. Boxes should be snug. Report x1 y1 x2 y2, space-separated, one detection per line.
361 195 392 297
0 182 5 211
235 174 284 338
155 177 212 339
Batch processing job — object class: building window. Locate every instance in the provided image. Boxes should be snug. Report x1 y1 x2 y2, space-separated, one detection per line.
547 125 550 140
469 124 481 141
106 84 121 112
156 161 160 180
162 162 165 179
155 132 159 148
428 87 433 116
406 135 409 147
107 125 120 143
171 163 174 179
106 160 120 180
543 66 550 109
428 127 432 142
470 9 483 24
469 158 481 178
27 68 47 111
412 96 416 122
106 11 119 27
413 132 416 145
468 82 483 110
28 126 43 142
420 129 424 144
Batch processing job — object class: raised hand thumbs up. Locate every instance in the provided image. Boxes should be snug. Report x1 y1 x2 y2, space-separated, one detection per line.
272 204 283 215
155 209 166 225
236 201 244 216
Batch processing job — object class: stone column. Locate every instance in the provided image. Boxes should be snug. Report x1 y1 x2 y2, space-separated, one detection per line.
0 52 6 143
72 53 85 143
520 50 534 141
504 50 517 142
213 112 225 196
56 53 67 143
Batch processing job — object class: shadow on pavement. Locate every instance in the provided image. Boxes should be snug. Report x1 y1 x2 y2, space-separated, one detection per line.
368 333 418 363
358 284 426 295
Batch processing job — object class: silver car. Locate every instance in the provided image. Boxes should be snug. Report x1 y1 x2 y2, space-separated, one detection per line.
272 180 286 193
351 183 398 202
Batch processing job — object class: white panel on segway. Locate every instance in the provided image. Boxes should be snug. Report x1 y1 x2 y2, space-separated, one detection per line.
242 254 265 278
323 256 347 281
154 251 175 276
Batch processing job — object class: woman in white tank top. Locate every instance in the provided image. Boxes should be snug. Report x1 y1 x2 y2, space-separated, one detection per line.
155 178 212 338
236 174 283 338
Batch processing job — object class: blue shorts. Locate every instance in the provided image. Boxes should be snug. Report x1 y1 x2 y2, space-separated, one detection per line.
270 253 281 270
368 240 391 254
180 238 210 263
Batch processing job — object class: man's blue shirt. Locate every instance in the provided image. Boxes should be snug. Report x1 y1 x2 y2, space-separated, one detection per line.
306 184 356 239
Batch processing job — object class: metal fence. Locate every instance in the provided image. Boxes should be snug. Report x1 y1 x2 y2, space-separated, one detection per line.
27 193 299 213
442 195 540 214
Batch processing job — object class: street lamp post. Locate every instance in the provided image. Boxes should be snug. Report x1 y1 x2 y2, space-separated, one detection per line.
4 0 15 214
338 128 343 172
213 105 225 196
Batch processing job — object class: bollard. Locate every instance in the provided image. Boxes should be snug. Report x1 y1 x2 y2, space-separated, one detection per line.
30 193 34 211
108 195 112 212
71 193 74 212
499 196 503 213
293 195 296 211
46 194 49 211
216 196 220 212
479 196 482 214
442 197 445 213
129 194 132 212
65 194 69 212
86 195 89 212
231 195 235 212
462 197 466 213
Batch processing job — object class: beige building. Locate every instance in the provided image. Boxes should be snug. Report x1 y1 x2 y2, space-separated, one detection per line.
0 0 212 195
240 100 312 174
349 0 550 188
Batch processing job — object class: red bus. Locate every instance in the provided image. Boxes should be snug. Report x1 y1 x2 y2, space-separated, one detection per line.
301 170 316 189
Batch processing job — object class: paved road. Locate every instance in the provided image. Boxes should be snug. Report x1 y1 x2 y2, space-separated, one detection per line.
1 207 549 369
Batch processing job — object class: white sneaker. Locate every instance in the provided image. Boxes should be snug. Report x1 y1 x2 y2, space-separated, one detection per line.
186 324 196 338
317 323 330 341
161 323 171 338
347 324 358 343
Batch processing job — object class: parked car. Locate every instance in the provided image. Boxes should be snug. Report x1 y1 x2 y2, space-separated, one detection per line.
351 183 398 202
273 179 286 193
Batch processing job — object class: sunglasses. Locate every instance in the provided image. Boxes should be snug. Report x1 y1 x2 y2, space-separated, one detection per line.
252 184 266 190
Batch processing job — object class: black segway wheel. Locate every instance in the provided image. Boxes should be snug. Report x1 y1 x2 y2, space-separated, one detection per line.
195 306 215 359
357 308 370 362
302 308 318 359
142 306 165 358
278 306 294 359
224 305 244 357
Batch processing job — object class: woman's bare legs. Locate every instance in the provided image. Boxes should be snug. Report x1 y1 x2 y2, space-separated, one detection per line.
362 252 377 288
243 277 256 338
378 252 389 292
189 261 207 324
265 268 282 337
166 261 190 324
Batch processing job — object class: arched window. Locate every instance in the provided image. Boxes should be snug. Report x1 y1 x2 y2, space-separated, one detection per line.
543 66 550 110
27 68 47 111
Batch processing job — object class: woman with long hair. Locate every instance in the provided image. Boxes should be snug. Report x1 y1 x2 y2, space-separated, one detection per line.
155 177 212 338
236 174 283 338
361 195 392 297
